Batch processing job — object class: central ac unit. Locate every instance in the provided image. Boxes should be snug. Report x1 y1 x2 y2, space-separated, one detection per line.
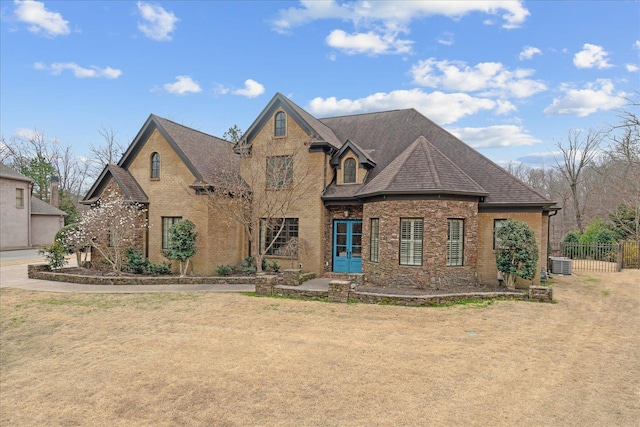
549 257 572 275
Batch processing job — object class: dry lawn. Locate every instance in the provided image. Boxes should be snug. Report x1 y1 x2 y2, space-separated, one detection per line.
1 270 638 426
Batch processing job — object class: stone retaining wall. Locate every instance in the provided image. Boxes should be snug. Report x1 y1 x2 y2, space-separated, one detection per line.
529 285 553 303
350 291 527 307
28 264 266 286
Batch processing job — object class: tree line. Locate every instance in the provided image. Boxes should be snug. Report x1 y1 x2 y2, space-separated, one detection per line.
505 93 639 246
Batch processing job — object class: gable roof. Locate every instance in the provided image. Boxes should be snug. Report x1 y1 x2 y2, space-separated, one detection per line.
83 164 148 204
239 93 342 150
30 196 67 216
330 139 376 168
118 114 236 186
320 108 553 206
0 163 33 183
357 136 487 197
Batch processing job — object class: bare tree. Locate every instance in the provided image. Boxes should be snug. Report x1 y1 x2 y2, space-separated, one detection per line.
554 129 605 233
89 126 125 175
203 127 321 273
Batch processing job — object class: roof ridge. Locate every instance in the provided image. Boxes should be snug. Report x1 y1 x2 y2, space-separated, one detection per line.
319 108 415 121
151 114 231 143
419 138 442 188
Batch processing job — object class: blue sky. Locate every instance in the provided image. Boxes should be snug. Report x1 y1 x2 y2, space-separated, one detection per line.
1 0 638 168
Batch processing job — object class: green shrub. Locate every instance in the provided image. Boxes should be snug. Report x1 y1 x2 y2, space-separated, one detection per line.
216 265 232 276
125 248 172 275
269 260 280 272
39 241 69 269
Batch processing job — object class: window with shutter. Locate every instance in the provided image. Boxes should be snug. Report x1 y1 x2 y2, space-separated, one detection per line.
399 218 423 266
447 219 464 266
370 218 380 262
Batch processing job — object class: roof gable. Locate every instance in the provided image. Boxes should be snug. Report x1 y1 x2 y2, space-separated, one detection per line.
82 164 148 204
119 114 235 185
239 93 342 150
330 139 376 169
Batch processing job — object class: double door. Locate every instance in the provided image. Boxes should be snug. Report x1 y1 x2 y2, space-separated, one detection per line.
333 220 362 273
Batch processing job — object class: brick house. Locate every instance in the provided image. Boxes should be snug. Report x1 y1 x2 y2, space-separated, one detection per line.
83 114 244 275
84 93 556 287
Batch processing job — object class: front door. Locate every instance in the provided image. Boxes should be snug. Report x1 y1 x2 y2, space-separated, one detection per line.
333 220 362 273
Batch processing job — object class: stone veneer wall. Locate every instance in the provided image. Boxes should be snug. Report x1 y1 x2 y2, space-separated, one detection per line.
323 205 364 273
362 198 479 289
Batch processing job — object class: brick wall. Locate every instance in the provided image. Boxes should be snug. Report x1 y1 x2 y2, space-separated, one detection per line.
362 198 479 289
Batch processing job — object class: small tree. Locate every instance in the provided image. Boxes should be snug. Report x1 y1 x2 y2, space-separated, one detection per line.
495 219 539 289
68 190 147 274
162 219 197 277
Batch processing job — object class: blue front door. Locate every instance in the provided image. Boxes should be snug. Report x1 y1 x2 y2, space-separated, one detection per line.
333 220 362 273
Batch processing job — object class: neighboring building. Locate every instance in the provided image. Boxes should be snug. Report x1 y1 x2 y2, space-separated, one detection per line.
0 164 66 250
84 93 556 287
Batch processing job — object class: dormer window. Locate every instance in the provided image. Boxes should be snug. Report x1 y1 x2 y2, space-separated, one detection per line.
275 111 286 137
151 152 160 179
343 158 356 183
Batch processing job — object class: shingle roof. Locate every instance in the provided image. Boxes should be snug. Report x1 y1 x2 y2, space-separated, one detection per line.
320 108 553 206
0 163 32 182
150 115 238 186
357 136 487 197
83 164 148 204
30 196 67 216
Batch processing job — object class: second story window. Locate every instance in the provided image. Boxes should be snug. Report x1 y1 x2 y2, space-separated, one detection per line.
16 188 24 208
151 152 160 179
266 156 293 189
343 158 356 183
275 111 286 137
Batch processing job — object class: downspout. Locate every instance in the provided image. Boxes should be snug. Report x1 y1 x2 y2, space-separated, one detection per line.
28 182 33 247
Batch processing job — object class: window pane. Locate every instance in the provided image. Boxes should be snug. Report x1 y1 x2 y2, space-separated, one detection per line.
447 219 464 266
494 219 506 249
263 218 299 256
16 188 24 208
343 158 356 183
400 219 423 266
370 218 379 262
266 156 293 189
151 153 160 179
162 217 182 249
275 112 286 137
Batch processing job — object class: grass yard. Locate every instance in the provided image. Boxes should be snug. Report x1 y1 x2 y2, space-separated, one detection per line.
1 270 638 426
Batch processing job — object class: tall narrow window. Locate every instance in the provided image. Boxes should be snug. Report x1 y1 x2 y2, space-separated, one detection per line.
162 216 182 249
151 152 160 179
343 158 356 183
266 155 293 189
275 111 286 137
370 218 380 262
400 218 423 266
447 219 464 266
494 219 507 250
261 218 299 256
15 188 24 208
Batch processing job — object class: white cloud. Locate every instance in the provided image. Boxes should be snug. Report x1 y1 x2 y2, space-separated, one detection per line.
272 1 529 33
519 46 541 60
543 79 626 117
33 62 122 79
326 29 412 55
634 40 640 49
232 79 265 98
437 32 454 46
410 58 546 98
626 64 639 72
307 89 514 125
163 76 201 94
516 151 560 166
449 125 541 149
573 43 612 69
13 0 70 37
137 2 178 41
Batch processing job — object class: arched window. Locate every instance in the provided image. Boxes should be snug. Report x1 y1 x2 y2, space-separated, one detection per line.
343 158 356 183
275 111 286 137
151 152 160 179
